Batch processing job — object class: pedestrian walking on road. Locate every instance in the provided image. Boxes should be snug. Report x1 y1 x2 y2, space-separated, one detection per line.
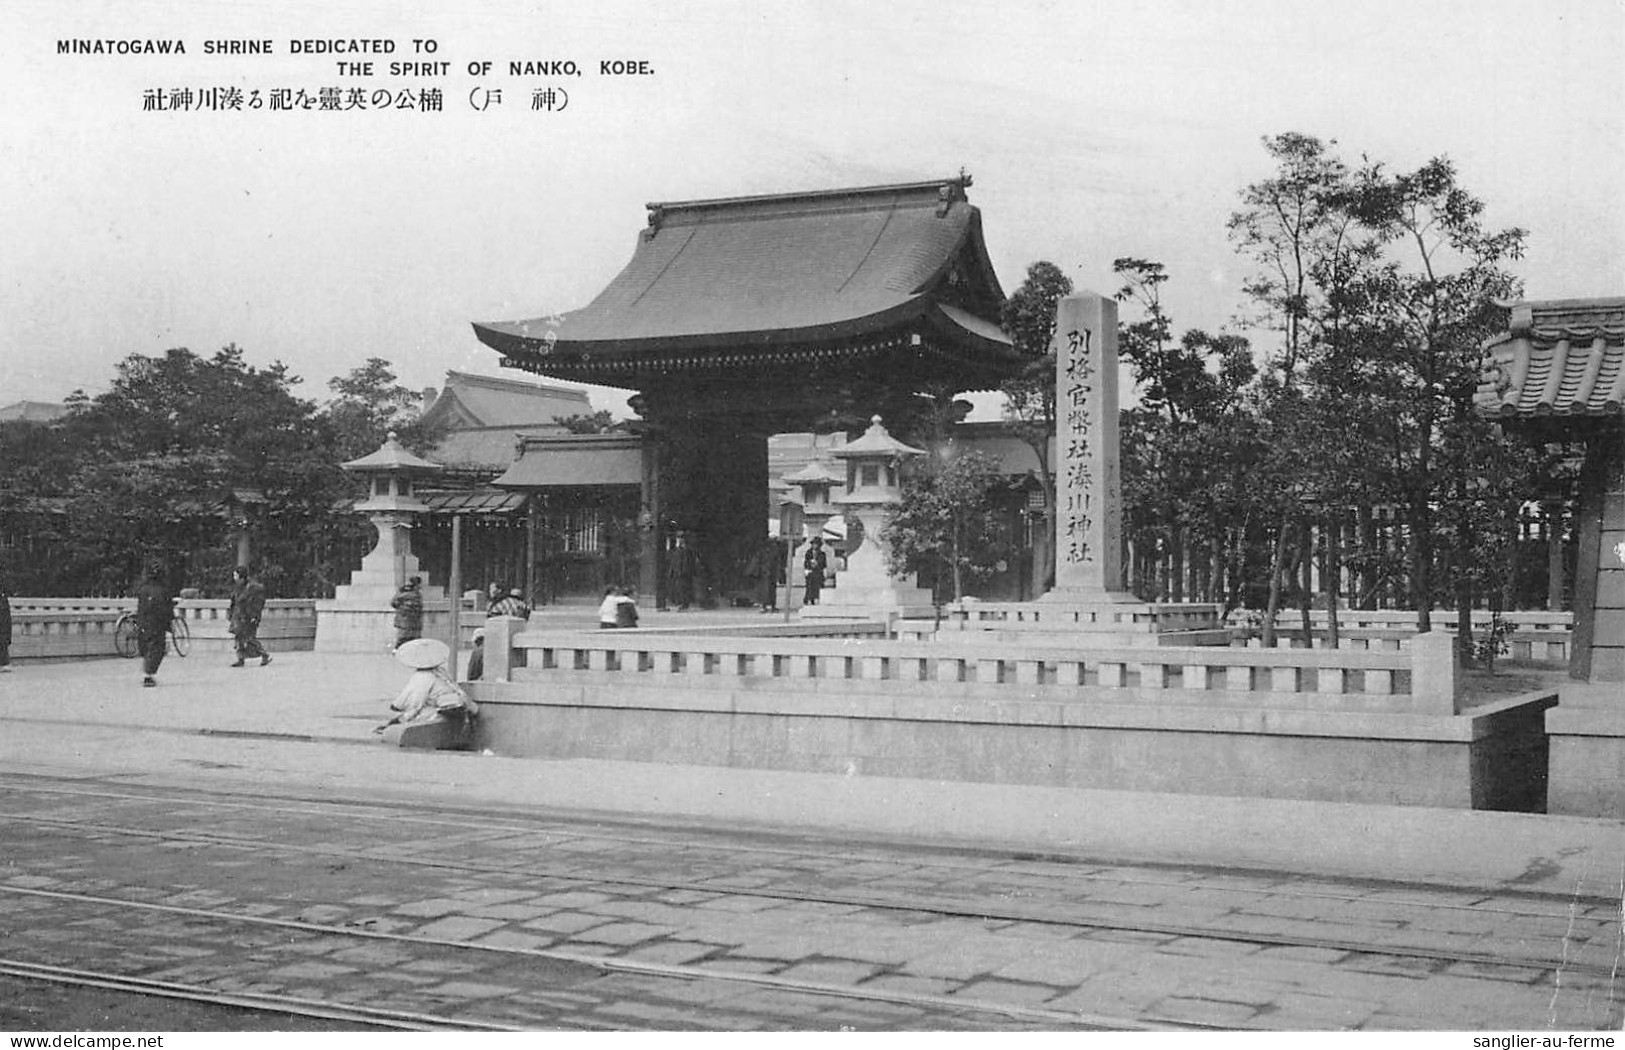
133 561 175 688
0 577 12 673
391 576 424 649
227 566 271 667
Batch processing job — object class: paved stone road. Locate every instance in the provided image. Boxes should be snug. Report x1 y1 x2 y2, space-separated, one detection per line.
1 775 1619 1031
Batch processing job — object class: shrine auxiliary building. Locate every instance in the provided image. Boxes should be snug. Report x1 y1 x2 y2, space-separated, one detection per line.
472 177 1024 606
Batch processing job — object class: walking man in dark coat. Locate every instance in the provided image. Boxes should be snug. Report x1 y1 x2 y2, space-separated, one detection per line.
666 535 698 611
391 577 424 649
134 561 175 688
228 566 271 667
0 576 12 673
750 537 784 613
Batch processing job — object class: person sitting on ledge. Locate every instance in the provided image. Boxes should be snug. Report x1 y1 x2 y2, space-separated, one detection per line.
376 637 479 746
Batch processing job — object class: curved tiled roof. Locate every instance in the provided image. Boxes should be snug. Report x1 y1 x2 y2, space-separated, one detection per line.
1476 297 1625 418
472 178 1014 377
422 370 591 430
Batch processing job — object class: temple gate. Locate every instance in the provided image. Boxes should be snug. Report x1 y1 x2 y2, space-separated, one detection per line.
472 177 1023 607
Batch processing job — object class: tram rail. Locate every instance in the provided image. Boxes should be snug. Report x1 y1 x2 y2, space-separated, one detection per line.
2 774 1619 1030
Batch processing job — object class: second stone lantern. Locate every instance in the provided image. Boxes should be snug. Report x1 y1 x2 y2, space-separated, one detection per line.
800 416 935 620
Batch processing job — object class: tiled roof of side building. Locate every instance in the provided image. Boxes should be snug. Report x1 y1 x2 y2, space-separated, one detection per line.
1476 297 1625 418
0 400 68 422
472 177 1011 360
422 371 592 430
428 425 571 471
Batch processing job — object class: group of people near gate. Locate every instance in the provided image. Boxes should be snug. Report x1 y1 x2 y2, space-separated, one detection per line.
665 532 835 614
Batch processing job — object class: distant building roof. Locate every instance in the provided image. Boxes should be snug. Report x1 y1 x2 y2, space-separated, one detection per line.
431 425 569 470
421 370 592 430
1477 297 1625 418
420 370 595 471
473 177 1018 388
492 433 643 489
0 400 67 423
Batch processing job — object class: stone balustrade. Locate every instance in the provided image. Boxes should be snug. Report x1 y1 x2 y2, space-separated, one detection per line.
8 599 318 660
1278 609 1572 631
481 619 1461 715
945 600 1223 633
1262 610 1572 665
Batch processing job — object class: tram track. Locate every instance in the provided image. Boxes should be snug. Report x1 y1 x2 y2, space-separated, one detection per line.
2 778 1620 988
6 776 1618 981
0 883 1206 1032
5 775 1617 915
0 960 502 1032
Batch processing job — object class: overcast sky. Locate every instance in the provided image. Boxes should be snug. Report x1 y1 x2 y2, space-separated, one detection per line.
3 0 1620 419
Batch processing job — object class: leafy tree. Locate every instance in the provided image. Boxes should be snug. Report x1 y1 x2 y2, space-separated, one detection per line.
0 345 372 596
1342 155 1526 646
883 451 1015 605
1223 134 1530 657
998 260 1073 589
555 410 631 434
1228 134 1376 643
1114 259 1258 607
324 357 444 461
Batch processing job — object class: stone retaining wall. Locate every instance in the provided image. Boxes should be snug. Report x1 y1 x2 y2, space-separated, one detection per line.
8 599 317 660
469 622 1554 811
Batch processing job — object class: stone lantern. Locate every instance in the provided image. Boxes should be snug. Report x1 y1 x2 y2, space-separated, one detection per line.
802 416 935 619
781 458 842 544
315 432 446 651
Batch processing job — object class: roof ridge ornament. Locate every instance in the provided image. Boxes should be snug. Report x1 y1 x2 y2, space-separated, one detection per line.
936 172 971 217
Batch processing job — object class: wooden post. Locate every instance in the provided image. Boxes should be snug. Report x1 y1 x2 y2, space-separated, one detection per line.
448 513 463 680
525 496 539 606
1545 501 1565 611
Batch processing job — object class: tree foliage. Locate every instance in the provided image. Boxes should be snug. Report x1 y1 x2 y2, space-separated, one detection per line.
325 356 445 461
0 347 437 598
882 451 1015 604
998 260 1073 588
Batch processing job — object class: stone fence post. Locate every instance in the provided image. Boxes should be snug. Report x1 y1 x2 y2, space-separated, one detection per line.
1411 630 1460 714
482 616 524 682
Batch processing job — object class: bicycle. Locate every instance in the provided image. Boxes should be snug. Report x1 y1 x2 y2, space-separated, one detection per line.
113 610 191 659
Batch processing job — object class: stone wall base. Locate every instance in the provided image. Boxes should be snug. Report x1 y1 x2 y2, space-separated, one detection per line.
1545 698 1625 817
468 679 1555 811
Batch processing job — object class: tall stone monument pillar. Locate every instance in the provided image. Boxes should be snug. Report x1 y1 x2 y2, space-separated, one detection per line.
1045 293 1132 602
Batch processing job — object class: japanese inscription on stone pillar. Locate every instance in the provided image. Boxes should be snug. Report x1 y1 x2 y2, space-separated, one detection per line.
1050 294 1125 598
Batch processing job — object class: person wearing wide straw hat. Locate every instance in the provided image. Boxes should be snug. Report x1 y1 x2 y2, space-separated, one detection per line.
375 637 479 745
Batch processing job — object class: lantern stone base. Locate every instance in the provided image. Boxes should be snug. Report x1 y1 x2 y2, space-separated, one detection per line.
799 579 938 621
316 599 457 653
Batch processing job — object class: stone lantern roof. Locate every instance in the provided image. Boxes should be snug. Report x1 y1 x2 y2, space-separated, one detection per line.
782 460 843 485
341 431 446 474
831 416 926 460
342 432 443 515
